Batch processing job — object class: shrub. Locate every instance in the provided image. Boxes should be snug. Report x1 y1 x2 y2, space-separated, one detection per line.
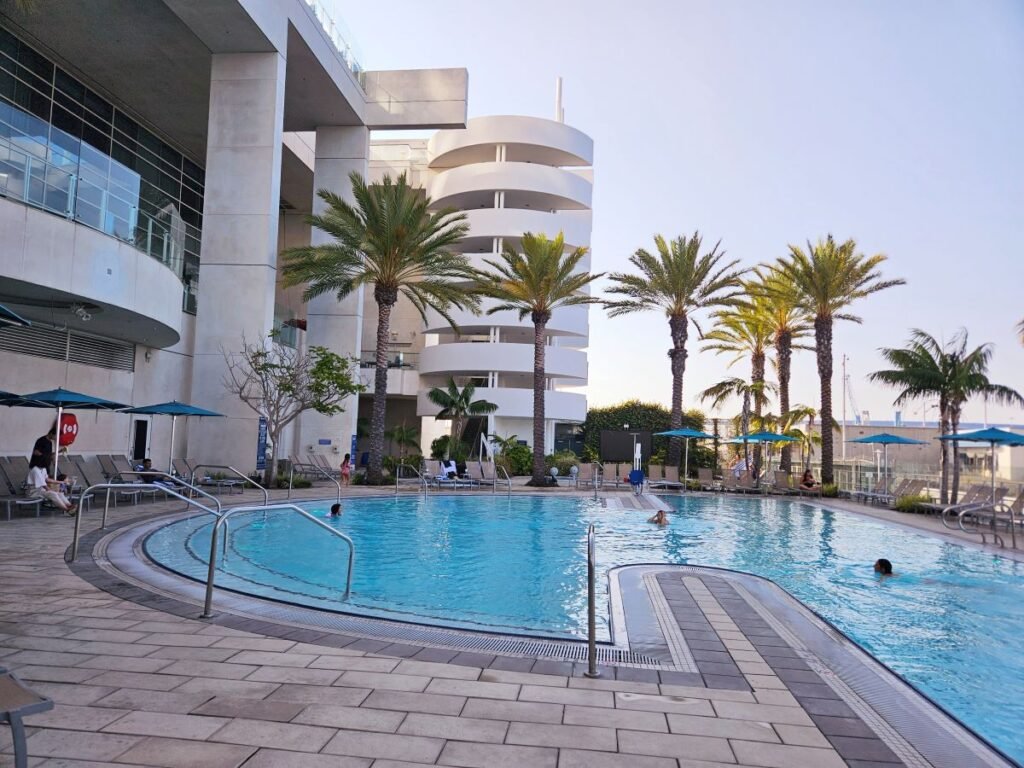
545 450 579 476
497 442 533 476
275 474 311 489
821 483 839 498
430 435 449 460
894 494 932 513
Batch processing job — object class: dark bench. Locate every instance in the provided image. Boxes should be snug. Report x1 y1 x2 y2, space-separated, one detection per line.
0 666 53 768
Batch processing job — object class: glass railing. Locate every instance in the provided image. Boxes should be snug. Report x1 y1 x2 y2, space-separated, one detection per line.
0 132 197 284
360 350 418 370
303 0 363 75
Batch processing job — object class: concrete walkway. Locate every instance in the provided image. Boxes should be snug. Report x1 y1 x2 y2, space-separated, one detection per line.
0 489 1010 767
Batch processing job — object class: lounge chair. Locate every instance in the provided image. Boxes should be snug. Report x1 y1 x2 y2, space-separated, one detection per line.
465 461 485 487
769 471 796 495
72 456 141 506
289 455 321 480
697 467 717 491
313 454 341 477
1 664 54 768
918 483 984 515
108 455 165 502
0 462 42 521
733 471 760 494
576 463 599 490
854 478 887 503
862 478 911 505
97 454 119 478
600 463 620 489
172 458 194 480
651 465 684 491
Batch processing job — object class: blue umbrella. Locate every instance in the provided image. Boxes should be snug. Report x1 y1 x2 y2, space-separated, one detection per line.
122 401 224 474
849 433 929 494
938 427 1024 500
1 388 127 478
655 428 715 491
0 303 30 328
735 430 799 443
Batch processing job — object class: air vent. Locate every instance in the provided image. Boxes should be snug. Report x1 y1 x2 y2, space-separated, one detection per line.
0 325 135 371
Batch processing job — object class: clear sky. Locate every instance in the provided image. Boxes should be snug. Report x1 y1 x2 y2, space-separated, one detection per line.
339 0 1024 425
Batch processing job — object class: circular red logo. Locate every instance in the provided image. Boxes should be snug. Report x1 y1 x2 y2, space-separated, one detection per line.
59 414 79 446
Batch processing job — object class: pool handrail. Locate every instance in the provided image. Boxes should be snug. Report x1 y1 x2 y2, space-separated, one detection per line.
584 522 600 678
299 462 342 503
201 502 355 618
189 464 269 506
69 474 222 563
494 464 512 497
955 501 1017 549
396 462 428 495
109 470 223 525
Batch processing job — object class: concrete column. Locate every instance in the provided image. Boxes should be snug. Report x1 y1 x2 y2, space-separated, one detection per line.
300 126 369 463
189 52 286 473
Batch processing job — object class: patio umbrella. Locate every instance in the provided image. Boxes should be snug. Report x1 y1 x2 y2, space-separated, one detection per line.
732 430 799 478
122 401 223 474
0 303 30 328
938 427 1024 501
1 388 127 478
656 428 715 492
848 433 928 495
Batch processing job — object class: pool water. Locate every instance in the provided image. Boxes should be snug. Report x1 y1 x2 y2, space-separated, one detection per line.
145 494 1024 762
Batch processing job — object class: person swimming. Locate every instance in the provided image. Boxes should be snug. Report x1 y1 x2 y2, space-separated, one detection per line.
647 510 669 526
874 558 893 576
329 503 342 518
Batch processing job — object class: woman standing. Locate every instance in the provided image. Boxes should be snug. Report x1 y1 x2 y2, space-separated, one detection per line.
340 453 351 486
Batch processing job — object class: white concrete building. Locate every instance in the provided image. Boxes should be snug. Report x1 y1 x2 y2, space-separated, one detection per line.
365 115 594 457
0 0 467 472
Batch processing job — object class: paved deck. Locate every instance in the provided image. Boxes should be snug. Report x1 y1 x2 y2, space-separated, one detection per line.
0 490 1012 767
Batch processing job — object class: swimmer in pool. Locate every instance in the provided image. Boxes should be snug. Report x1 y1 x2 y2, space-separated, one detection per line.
647 510 669 526
874 558 893 576
329 503 342 518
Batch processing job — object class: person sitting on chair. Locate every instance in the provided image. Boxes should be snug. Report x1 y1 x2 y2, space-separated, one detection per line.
799 469 818 490
25 457 76 516
441 459 458 479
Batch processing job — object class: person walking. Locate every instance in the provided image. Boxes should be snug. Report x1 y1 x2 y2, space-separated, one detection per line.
340 453 351 486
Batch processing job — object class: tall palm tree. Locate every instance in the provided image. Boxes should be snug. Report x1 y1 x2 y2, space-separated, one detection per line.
702 301 774 476
605 233 745 466
752 267 813 473
282 172 478 484
773 235 904 484
700 377 773 477
426 377 498 456
871 329 1023 503
476 232 602 485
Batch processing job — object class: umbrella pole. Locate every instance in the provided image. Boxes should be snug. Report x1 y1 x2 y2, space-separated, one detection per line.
991 442 996 502
884 444 888 496
169 415 177 475
54 404 62 479
683 439 690 493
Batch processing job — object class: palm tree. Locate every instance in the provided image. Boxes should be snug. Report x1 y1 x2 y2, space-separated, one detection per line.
281 172 478 484
773 235 904 484
871 329 1023 503
780 405 822 470
475 232 602 485
384 422 420 459
700 377 773 478
605 233 745 466
426 378 498 457
702 300 774 477
752 267 813 473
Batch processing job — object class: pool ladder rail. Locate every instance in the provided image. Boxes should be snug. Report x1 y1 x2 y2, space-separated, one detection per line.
943 500 1019 549
200 502 355 618
395 462 429 495
189 464 270 506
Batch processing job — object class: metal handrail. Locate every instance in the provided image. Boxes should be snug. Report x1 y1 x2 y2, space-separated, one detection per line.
189 465 269 506
109 471 223 527
958 502 1017 549
583 523 600 678
305 463 342 503
201 503 355 617
395 462 428 495
495 464 512 497
69 475 222 563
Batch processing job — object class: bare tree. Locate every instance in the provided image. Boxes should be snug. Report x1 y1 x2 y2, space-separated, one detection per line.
223 335 363 485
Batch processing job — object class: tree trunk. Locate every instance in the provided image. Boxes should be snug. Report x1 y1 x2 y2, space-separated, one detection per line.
262 430 280 488
950 409 961 504
741 391 751 475
751 350 765 478
815 315 835 485
777 331 792 473
367 295 395 484
938 405 950 505
530 312 550 485
667 313 689 467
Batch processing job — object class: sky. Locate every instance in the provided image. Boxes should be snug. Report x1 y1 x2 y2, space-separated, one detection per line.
338 0 1024 425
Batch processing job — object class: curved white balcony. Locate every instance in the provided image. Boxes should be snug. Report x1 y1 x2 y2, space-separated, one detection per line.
418 387 586 422
459 208 592 252
428 115 593 169
0 200 182 347
424 303 590 338
419 342 587 381
428 162 591 211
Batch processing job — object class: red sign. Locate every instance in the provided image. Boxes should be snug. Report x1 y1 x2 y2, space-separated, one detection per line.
59 413 79 446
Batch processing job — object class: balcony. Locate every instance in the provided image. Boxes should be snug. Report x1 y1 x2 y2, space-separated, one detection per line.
427 162 592 211
419 342 587 381
418 387 586 422
428 116 593 169
359 349 420 396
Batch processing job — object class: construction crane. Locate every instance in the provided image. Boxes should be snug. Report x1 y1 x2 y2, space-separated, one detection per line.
846 371 862 426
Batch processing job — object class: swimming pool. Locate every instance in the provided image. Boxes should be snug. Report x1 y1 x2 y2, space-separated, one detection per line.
144 493 1024 762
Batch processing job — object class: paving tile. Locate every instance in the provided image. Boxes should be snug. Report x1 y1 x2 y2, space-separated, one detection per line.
127 621 206 634
145 645 239 662
425 677 518 700
826 735 902 762
479 669 567 687
112 736 256 768
265 683 370 706
658 684 754 702
34 759 151 768
293 703 406 732
240 749 370 768
398 712 508 743
485 656 535 672
461 697 563 724
743 674 785 690
321 729 444 762
64 628 149 643
657 671 705 687
64 641 165 658
247 665 341 685
85 671 192 691
24 703 130 731
730 739 847 768
28 682 117 706
210 718 336 752
519 684 612 707
76 654 175 673
796 697 857 718
752 690 800 707
173 677 281 699
159 659 258 679
210 635 298 652
711 700 814 726
506 721 617 751
436 741 558 768
135 633 221 647
307 654 400 672
25 729 142 761
564 703 667 732
774 723 832 748
12 665 105 684
101 710 230 740
225 650 318 667
4 650 97 667
667 712 778 742
617 730 735 762
93 688 215 715
614 692 714 717
570 677 660 694
394 659 481 680
337 670 430 692
361 689 466 716
810 714 878 739
557 749 677 768
192 696 307 722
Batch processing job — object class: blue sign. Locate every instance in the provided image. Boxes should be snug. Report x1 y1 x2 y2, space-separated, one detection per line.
350 433 357 461
256 416 267 470
318 438 332 446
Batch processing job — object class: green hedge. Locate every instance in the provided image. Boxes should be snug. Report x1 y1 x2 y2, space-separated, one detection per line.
581 400 715 472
